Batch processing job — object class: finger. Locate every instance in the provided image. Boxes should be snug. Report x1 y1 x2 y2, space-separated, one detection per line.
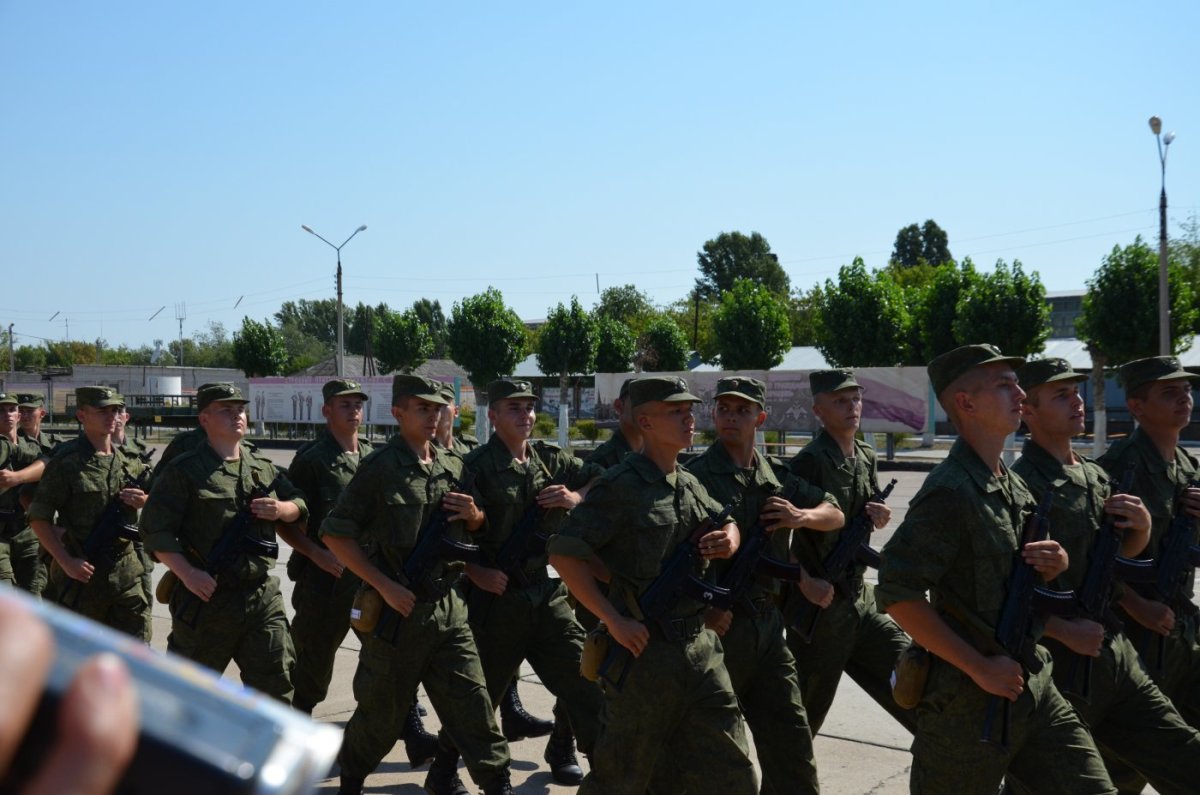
0 596 54 772
24 653 138 795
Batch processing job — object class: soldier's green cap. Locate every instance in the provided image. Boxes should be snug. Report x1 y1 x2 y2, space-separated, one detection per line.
76 385 125 409
629 376 700 408
322 378 368 403
437 382 457 404
617 377 637 400
16 393 44 408
928 343 1025 396
1017 358 1087 391
196 382 249 411
391 374 449 406
714 376 766 407
0 393 17 406
809 369 860 396
1119 356 1200 395
487 378 537 404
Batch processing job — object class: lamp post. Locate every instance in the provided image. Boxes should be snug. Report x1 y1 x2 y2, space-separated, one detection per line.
301 224 368 376
1149 116 1176 356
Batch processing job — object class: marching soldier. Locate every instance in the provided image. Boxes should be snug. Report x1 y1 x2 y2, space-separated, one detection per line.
0 393 47 590
113 402 156 640
15 392 62 597
587 377 641 469
436 383 480 456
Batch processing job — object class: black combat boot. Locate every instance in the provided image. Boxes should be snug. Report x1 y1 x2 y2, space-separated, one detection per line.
481 769 515 795
401 702 439 768
423 744 468 795
335 775 364 795
543 703 584 785
499 679 553 741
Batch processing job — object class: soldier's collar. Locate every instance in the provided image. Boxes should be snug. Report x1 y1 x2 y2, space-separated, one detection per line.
950 437 1009 494
1129 427 1170 474
1017 438 1071 490
628 452 673 483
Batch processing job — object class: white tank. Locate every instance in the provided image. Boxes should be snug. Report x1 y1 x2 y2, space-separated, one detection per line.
148 375 182 396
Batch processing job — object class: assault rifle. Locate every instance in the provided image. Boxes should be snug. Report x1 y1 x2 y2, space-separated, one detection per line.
59 464 153 611
173 473 284 627
981 492 1078 751
715 480 807 616
789 478 897 642
374 470 483 644
596 497 739 691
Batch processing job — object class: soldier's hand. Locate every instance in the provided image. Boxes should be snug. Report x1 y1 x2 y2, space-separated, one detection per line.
311 547 345 578
1125 594 1175 637
250 497 283 522
64 557 96 584
1021 539 1068 581
608 615 650 658
0 469 20 490
1104 493 1150 533
1184 486 1200 519
442 492 483 526
705 607 732 637
798 572 834 608
465 563 508 595
969 655 1024 702
537 484 582 510
179 568 217 602
865 500 891 529
1056 617 1105 657
381 580 417 618
118 488 147 510
699 524 738 559
759 497 804 531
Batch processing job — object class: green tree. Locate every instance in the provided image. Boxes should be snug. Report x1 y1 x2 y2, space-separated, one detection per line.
637 316 690 372
813 259 910 366
375 309 434 374
695 231 789 299
788 286 822 346
910 260 981 361
536 296 598 408
953 260 1049 357
447 288 529 401
411 298 449 358
345 302 391 356
279 324 329 374
1077 237 1198 362
891 219 952 268
232 317 288 377
275 299 339 347
595 315 636 373
712 279 791 370
595 285 656 328
665 290 720 364
14 345 47 371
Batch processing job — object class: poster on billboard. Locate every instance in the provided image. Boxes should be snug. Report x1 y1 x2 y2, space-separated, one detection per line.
248 376 472 426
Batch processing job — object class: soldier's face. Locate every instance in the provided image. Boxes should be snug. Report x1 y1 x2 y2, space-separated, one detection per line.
200 401 248 442
436 403 458 439
813 388 862 434
1022 382 1086 438
1130 380 1194 432
18 406 44 433
960 364 1025 435
0 405 17 434
392 397 442 443
324 396 364 434
78 405 121 436
713 396 764 446
639 401 696 449
489 399 536 443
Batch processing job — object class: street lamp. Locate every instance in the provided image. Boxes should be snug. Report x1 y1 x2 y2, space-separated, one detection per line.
301 224 368 376
1149 116 1176 355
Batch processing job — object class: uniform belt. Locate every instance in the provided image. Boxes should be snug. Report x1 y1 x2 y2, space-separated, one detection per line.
216 573 268 594
650 612 707 642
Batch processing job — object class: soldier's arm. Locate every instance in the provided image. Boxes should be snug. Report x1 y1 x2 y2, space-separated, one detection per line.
0 458 45 489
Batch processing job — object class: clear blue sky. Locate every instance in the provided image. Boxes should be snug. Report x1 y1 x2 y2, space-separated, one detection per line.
2 2 1197 350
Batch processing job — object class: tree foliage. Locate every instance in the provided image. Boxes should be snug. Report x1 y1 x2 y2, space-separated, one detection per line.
665 291 720 365
536 296 598 407
375 309 434 374
911 261 981 362
411 298 449 358
595 285 655 328
595 316 635 373
344 302 390 356
447 288 528 396
275 299 339 348
1077 237 1198 362
813 259 910 366
637 316 690 372
695 231 789 299
891 219 952 268
712 279 791 370
953 260 1049 357
232 317 288 377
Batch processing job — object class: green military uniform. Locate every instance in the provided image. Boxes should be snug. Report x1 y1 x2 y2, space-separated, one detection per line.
685 435 824 795
787 428 916 734
0 429 46 588
141 384 304 702
151 423 257 487
1013 436 1200 794
550 450 758 794
114 426 156 641
286 427 373 713
28 389 150 640
13 393 65 598
588 427 634 470
321 376 509 791
458 423 603 755
876 437 1114 794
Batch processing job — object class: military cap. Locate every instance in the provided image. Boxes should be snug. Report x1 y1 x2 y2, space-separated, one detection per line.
809 369 860 396
322 378 369 403
392 374 449 406
1119 356 1200 395
714 376 766 407
437 382 458 404
1017 358 1087 391
928 343 1025 396
196 382 249 411
0 393 17 406
629 376 700 408
16 393 44 408
76 385 125 409
617 377 637 400
487 378 537 404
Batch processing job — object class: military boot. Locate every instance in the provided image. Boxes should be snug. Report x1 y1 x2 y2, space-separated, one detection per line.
335 775 364 795
423 744 468 795
499 679 553 741
544 718 583 785
401 702 439 768
481 769 515 795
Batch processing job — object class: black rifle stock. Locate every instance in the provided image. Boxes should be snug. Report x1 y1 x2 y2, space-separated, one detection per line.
789 478 897 643
715 480 807 616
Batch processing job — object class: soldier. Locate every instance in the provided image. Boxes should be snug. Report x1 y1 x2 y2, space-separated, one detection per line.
587 377 641 469
549 375 758 795
140 383 305 702
1097 356 1200 726
786 369 917 734
1010 357 1200 794
876 344 1114 794
17 393 66 453
149 382 257 484
320 374 512 795
112 402 156 641
15 392 63 597
457 378 603 785
436 383 481 456
685 376 843 794
28 387 151 639
0 393 47 590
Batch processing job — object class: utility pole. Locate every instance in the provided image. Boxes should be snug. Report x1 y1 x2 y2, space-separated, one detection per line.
175 303 187 367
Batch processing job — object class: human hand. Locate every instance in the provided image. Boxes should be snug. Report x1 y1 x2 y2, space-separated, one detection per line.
465 563 508 596
1022 539 1068 581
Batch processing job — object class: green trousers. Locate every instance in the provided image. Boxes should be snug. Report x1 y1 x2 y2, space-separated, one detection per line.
3 527 47 596
50 543 148 640
288 557 360 712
